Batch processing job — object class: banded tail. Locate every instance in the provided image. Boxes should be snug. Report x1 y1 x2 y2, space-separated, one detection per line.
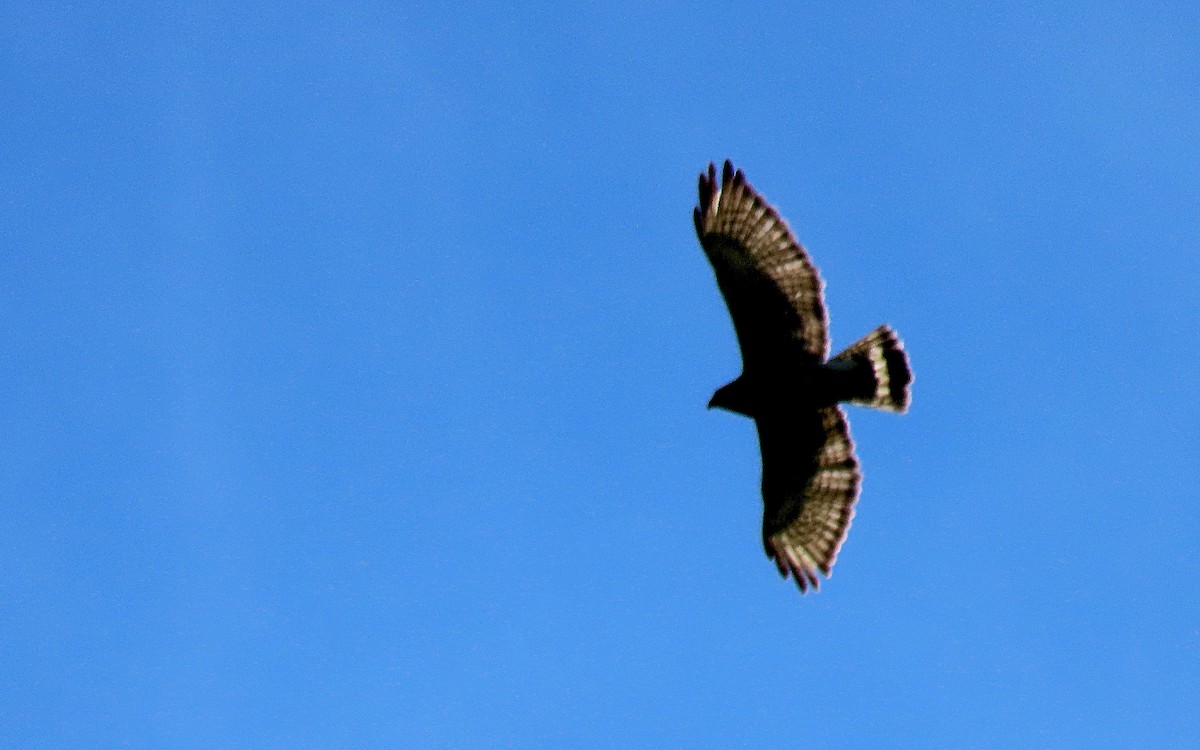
830 325 912 412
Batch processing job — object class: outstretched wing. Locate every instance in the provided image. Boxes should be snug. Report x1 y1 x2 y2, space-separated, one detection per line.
756 407 861 592
694 160 830 366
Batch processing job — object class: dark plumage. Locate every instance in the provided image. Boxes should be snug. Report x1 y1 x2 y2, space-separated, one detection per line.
694 160 912 592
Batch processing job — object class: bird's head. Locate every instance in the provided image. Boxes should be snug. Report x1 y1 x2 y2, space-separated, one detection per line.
708 378 751 416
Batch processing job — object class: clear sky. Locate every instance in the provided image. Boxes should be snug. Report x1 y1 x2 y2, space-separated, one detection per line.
3 3 1199 748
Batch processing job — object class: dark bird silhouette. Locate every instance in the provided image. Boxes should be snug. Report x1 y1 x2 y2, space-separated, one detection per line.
694 160 912 592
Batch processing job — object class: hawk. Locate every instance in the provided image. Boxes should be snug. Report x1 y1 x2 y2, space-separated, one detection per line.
694 160 912 593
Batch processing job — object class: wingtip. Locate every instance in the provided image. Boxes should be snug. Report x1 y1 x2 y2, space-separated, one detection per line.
767 538 827 595
700 162 716 197
792 565 819 593
696 163 720 233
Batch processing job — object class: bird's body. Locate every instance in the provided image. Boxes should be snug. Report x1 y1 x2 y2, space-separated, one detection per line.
694 161 912 593
711 357 883 416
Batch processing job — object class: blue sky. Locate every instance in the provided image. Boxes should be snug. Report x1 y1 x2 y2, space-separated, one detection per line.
3 2 1199 747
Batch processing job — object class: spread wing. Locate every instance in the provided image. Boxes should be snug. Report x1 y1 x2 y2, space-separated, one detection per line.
694 160 831 366
757 407 861 592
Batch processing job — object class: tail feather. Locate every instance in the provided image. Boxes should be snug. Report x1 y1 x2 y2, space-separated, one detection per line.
831 325 912 412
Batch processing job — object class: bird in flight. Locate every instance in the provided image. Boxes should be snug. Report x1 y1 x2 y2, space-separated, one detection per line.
694 160 912 593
